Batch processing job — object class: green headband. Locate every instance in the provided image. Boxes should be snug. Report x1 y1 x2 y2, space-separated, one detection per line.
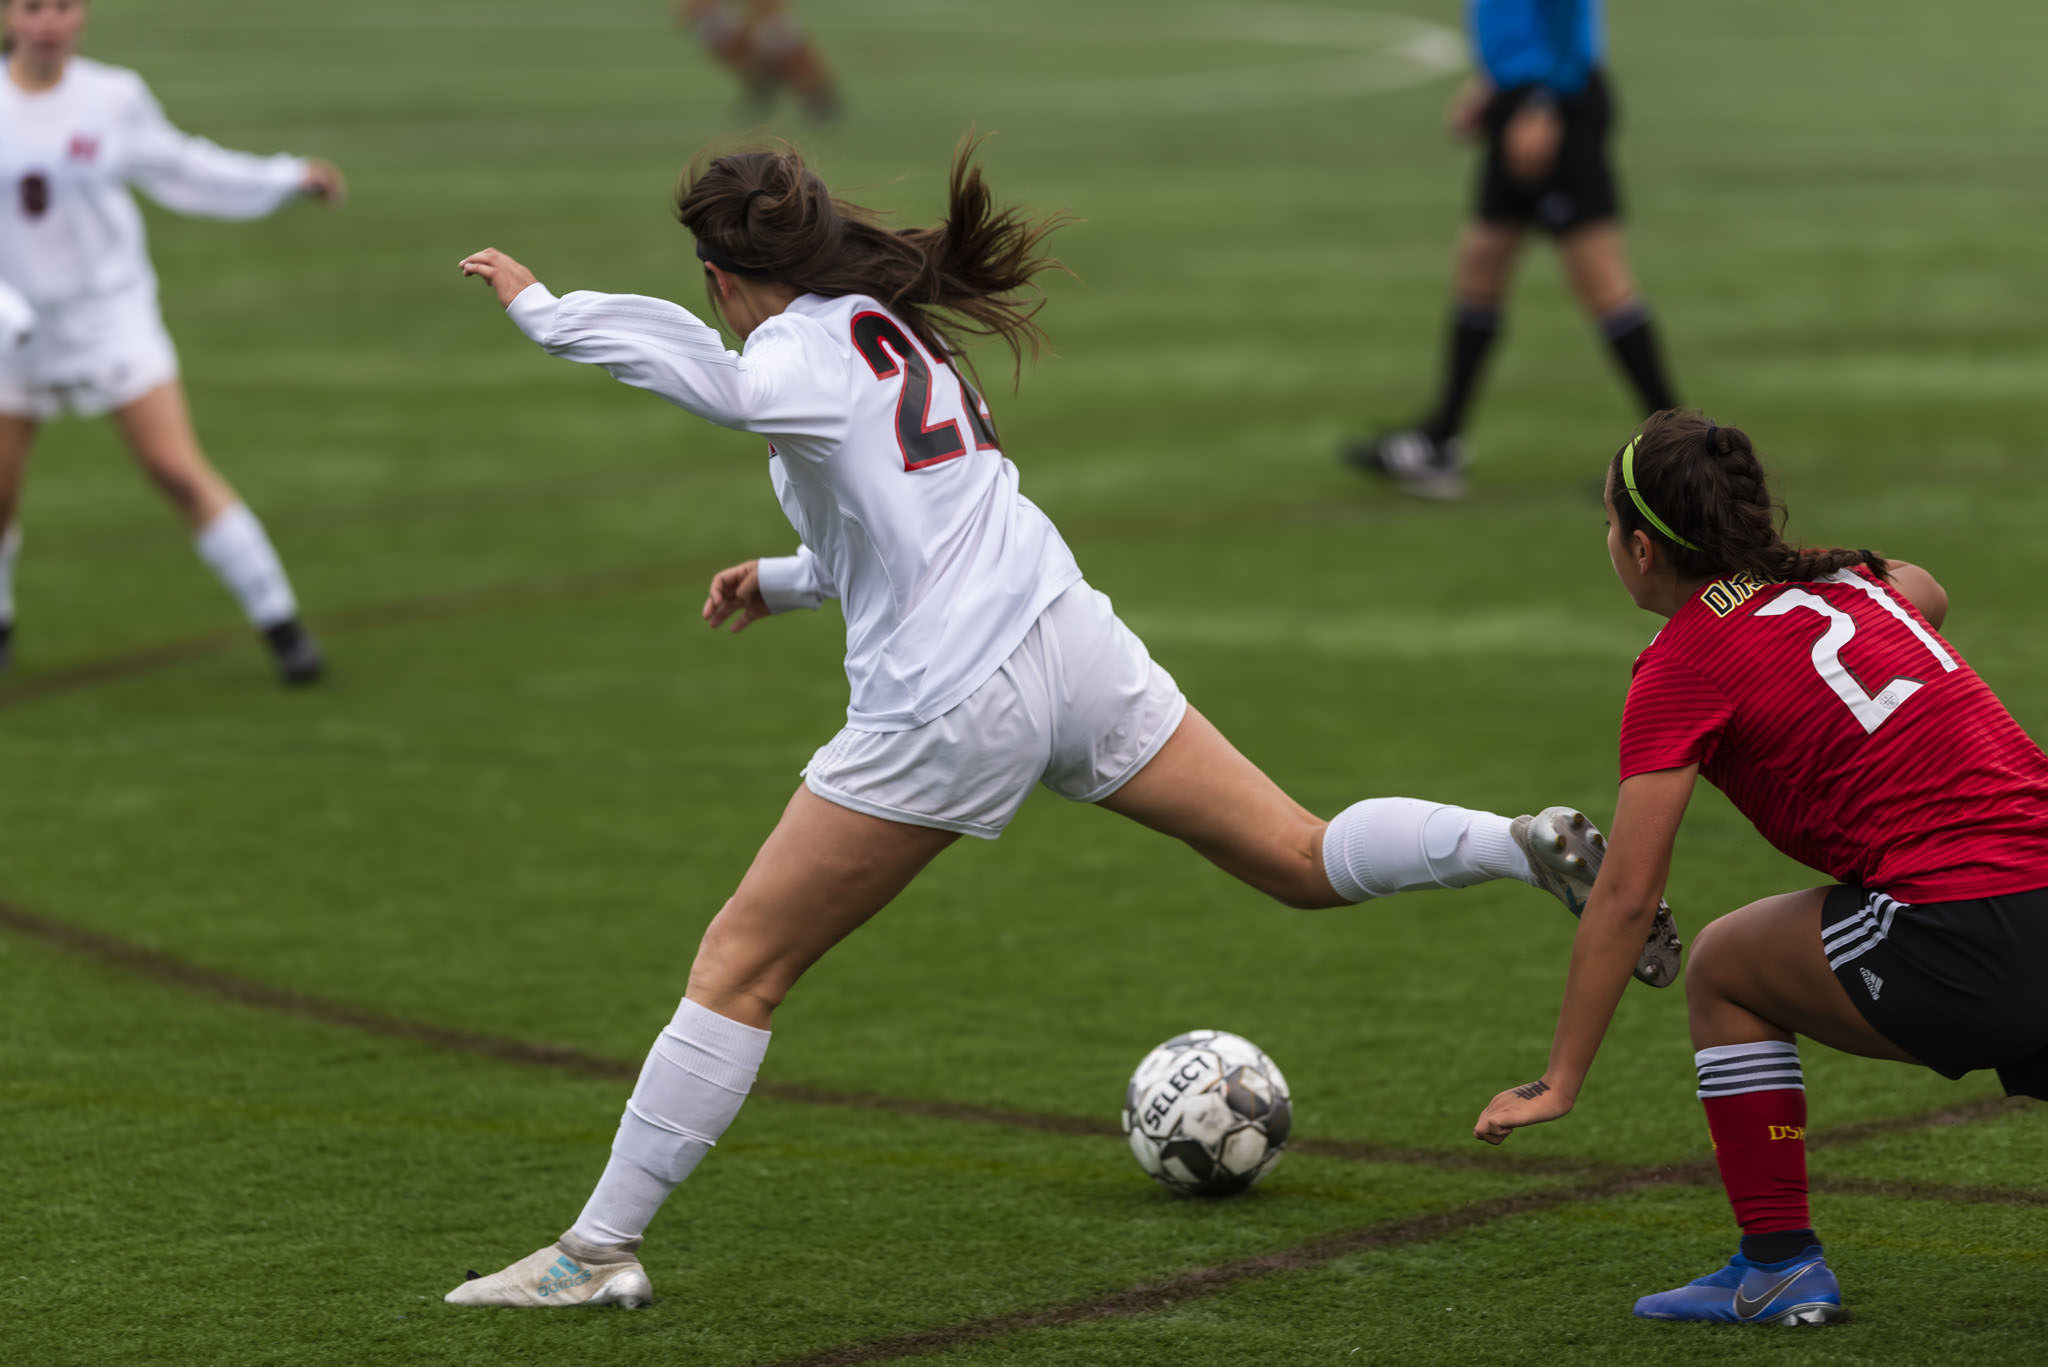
1620 434 1699 551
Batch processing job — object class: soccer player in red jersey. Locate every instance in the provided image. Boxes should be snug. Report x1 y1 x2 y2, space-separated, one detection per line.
1472 408 2048 1325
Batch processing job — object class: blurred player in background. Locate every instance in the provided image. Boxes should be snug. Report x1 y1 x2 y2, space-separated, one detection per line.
1476 411 2048 1324
1344 0 1679 499
0 0 342 682
445 140 1680 1308
680 0 840 122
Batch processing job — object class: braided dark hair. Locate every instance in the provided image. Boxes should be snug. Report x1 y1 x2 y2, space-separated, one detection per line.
1607 410 1885 583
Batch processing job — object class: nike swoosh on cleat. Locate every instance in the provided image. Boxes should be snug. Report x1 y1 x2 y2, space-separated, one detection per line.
1733 1261 1822 1320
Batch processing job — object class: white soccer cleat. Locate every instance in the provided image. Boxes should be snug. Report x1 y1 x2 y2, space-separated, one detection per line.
1511 806 1683 988
444 1231 653 1309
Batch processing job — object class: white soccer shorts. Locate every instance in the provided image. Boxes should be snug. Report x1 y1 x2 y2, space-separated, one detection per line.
803 582 1188 838
0 287 180 420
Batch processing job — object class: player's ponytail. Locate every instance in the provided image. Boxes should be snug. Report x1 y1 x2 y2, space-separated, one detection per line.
674 135 1071 381
1608 410 1886 584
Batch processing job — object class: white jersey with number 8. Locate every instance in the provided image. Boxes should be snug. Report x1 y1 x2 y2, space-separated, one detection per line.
0 57 309 309
507 283 1083 731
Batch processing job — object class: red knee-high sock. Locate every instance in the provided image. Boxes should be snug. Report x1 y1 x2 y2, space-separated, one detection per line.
1696 1041 1810 1238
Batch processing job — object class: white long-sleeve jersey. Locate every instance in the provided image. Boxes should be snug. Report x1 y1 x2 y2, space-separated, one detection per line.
508 283 1083 731
0 276 33 347
0 59 309 308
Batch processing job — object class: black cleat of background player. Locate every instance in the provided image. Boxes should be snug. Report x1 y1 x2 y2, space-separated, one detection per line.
0 619 12 677
1340 428 1469 502
263 618 325 687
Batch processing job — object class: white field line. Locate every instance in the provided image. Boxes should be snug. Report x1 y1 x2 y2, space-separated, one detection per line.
142 4 1464 116
840 3 1466 115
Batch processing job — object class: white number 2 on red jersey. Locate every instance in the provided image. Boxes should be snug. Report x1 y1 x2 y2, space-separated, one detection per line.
1756 571 1957 735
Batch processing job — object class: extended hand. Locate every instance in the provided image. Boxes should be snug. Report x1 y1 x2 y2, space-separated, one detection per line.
703 560 771 634
459 248 540 309
1474 1077 1574 1145
1503 102 1563 183
301 159 347 206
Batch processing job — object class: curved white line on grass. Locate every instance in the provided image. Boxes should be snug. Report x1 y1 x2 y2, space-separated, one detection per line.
840 3 1465 116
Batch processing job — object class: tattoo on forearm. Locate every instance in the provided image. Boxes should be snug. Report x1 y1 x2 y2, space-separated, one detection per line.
1513 1080 1551 1101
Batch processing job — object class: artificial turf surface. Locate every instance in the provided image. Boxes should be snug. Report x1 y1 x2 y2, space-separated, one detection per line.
2 1 2045 1363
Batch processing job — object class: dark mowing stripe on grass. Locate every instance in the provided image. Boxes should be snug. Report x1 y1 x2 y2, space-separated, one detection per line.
0 893 1616 1178
5 895 2041 1367
0 626 248 708
0 893 1569 1181
0 897 641 1080
753 1170 1699 1367
757 1098 2040 1367
0 559 698 711
0 893 2031 1183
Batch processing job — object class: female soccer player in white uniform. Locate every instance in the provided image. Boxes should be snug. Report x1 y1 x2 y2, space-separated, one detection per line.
446 141 1682 1307
0 0 342 681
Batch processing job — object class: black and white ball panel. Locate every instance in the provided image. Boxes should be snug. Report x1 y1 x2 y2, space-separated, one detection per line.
1120 1029 1292 1196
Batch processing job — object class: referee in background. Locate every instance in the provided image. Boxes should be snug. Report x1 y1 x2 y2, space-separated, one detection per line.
1345 0 1680 499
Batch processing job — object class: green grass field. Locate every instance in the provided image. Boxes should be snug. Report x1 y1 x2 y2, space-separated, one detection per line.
4 1 2046 1362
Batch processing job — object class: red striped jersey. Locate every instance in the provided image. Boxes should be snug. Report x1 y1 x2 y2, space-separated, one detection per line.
1619 565 2048 902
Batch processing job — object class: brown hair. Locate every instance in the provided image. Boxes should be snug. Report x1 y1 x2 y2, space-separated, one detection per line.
1607 409 1885 583
673 135 1070 382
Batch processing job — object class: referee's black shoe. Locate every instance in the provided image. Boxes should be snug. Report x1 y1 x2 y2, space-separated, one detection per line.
1341 428 1468 501
0 619 12 677
263 618 325 687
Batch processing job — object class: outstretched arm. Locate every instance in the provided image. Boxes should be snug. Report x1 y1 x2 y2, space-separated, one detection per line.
1474 765 1696 1144
122 79 341 218
459 249 846 439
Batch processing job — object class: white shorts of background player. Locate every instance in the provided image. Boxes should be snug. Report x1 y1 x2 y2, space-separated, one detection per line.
0 284 178 420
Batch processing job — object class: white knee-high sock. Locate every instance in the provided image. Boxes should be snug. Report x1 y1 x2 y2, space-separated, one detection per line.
0 524 20 623
194 503 299 628
1320 797 1534 902
570 997 771 1247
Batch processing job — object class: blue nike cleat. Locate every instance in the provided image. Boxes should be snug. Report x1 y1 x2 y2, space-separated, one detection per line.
1633 1247 1843 1325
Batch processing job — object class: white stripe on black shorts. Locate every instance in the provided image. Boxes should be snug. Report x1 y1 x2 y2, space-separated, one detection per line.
1819 881 2048 1100
1821 888 1902 970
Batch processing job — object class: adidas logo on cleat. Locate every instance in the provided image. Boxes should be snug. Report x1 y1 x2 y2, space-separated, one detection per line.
536 1255 594 1298
1859 966 1884 1000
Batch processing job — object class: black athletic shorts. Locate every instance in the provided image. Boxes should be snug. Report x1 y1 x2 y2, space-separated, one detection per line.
1822 882 2048 1100
1475 70 1619 235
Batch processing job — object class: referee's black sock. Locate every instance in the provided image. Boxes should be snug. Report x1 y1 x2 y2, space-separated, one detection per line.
1598 300 1678 417
1421 302 1502 443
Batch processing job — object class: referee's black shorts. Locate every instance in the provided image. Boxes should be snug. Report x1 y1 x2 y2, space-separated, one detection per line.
1474 70 1619 236
1822 882 2048 1101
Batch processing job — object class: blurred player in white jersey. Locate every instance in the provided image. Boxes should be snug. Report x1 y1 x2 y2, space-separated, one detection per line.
445 139 1681 1308
679 0 839 121
0 0 343 682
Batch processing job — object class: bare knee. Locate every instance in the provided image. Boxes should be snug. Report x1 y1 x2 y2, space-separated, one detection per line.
1250 817 1342 911
140 457 228 525
1452 224 1521 307
1683 916 1775 1047
1560 223 1638 317
685 903 797 1023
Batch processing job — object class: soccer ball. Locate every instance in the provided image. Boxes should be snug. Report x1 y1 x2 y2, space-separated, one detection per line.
1121 1029 1291 1195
